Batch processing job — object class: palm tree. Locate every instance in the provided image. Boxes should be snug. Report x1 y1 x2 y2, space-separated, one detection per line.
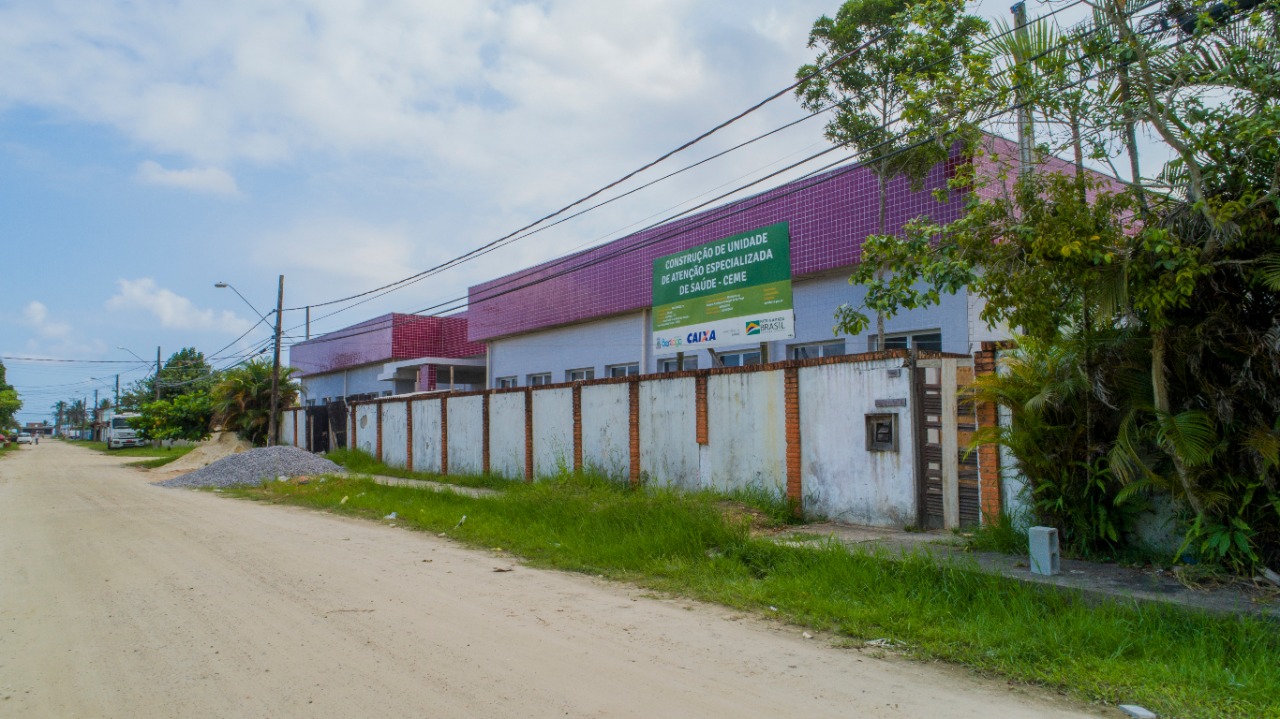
211 358 298 446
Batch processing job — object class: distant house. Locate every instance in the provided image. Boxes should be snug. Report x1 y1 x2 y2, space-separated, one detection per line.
289 313 486 405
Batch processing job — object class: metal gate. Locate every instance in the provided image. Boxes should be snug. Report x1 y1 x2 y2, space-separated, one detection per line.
914 357 979 530
305 405 331 454
325 400 348 451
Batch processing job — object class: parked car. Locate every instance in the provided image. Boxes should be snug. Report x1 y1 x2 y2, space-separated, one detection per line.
16 433 34 445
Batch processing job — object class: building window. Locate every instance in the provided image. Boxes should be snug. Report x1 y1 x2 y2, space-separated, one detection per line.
717 350 761 367
789 340 846 360
869 331 943 352
566 367 595 382
496 376 517 388
607 363 639 378
527 373 551 386
658 356 698 373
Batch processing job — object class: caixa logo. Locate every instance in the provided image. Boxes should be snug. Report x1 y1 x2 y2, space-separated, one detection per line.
686 330 717 344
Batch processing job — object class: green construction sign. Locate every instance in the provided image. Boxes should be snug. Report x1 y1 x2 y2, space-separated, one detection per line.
651 222 794 352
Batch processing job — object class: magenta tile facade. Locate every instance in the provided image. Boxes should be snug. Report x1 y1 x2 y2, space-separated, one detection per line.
467 147 970 342
291 313 483 376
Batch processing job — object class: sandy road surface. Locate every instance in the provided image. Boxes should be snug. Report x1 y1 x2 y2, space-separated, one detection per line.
0 441 1106 718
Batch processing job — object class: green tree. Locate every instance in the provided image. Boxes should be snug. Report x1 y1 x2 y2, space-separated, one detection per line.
211 358 298 446
132 392 214 443
120 348 216 409
0 361 21 429
796 0 989 347
819 0 1280 571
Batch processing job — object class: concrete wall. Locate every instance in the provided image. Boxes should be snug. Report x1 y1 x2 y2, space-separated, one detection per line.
381 402 408 469
338 352 989 529
638 377 699 490
488 392 526 480
580 384 630 479
446 395 484 475
411 398 443 473
704 372 788 495
800 360 916 525
281 411 296 447
354 403 377 455
533 388 574 477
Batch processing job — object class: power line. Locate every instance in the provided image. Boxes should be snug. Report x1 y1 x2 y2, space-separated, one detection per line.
283 11 1174 352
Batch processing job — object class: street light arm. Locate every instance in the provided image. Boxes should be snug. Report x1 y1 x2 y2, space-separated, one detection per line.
215 280 270 322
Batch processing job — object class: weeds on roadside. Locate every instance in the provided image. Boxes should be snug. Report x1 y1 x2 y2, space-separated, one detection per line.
225 468 1279 719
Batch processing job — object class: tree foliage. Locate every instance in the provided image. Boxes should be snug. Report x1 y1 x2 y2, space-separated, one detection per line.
808 0 1280 570
211 358 297 446
131 393 214 443
0 361 21 430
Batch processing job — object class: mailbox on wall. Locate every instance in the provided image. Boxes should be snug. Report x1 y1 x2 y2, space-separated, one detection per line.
865 413 899 452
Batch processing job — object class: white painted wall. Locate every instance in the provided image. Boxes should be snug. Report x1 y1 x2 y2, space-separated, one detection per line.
381 402 408 469
281 411 296 447
799 360 916 527
446 396 484 475
533 388 574 477
488 393 526 480
580 384 630 479
411 399 442 473
705 372 788 496
354 404 378 455
638 377 698 489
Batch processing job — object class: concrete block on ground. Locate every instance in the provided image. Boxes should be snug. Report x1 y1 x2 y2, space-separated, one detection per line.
1118 705 1157 718
1028 525 1060 576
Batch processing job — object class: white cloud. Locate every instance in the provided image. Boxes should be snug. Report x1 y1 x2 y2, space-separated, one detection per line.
105 279 252 333
136 160 241 196
22 300 72 339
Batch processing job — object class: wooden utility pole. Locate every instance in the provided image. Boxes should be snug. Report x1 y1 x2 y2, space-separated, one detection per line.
267 275 285 447
1012 2 1035 180
155 346 162 402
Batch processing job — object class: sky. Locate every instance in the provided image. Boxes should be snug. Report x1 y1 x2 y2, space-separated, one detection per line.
0 0 1106 423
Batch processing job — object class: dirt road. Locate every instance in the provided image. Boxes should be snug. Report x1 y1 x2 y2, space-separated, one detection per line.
0 441 1105 718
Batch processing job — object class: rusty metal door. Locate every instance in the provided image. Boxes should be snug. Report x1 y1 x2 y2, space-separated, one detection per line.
306 405 331 453
325 400 348 451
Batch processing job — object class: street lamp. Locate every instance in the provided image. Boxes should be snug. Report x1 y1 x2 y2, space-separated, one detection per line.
216 277 285 446
213 282 269 323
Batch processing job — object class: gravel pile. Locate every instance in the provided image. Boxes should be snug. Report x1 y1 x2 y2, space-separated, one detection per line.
157 446 345 489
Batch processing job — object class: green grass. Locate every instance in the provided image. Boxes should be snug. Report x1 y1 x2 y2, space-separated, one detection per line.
224 470 1279 719
324 447 518 490
67 439 195 467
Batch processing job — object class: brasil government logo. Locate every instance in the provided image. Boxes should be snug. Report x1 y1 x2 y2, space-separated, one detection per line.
745 320 761 336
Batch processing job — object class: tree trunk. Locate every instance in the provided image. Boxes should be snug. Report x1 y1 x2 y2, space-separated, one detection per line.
1151 329 1204 516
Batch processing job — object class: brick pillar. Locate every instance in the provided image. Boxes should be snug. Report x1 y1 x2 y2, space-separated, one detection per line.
524 389 534 483
482 394 491 476
572 384 583 472
784 367 802 517
292 411 298 447
695 375 708 445
628 379 641 487
405 399 414 472
440 396 449 475
375 401 383 462
975 342 1003 521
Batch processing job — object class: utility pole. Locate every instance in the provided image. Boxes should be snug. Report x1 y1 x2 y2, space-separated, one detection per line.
1011 2 1035 181
155 346 162 402
305 306 311 341
115 375 120 408
93 389 99 441
267 275 285 447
